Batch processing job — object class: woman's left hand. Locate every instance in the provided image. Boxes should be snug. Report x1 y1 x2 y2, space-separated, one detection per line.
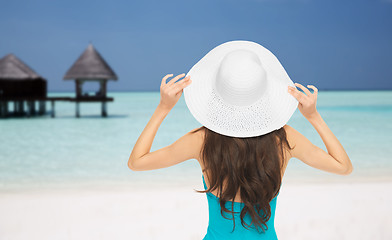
159 73 192 111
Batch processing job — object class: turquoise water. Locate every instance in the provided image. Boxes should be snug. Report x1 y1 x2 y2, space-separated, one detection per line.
0 91 391 191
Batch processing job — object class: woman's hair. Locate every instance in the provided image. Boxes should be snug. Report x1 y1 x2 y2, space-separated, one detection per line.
191 126 293 233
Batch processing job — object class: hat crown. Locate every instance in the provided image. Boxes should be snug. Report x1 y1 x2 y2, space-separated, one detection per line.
214 49 268 106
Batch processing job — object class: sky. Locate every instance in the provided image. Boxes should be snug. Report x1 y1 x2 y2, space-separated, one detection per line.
0 0 391 92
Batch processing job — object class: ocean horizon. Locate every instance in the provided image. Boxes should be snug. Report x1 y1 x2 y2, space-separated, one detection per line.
1 90 391 192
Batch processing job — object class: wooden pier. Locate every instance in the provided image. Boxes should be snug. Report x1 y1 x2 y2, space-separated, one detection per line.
0 97 113 118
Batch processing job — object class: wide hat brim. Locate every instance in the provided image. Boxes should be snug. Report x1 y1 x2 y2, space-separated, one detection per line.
184 40 298 138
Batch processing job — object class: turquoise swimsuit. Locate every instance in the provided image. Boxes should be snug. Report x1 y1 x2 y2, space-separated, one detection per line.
202 175 278 240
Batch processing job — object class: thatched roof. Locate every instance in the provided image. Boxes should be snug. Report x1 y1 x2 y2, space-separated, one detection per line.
0 54 43 80
63 44 118 80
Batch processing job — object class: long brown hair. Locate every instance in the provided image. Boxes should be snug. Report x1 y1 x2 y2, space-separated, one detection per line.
191 125 292 233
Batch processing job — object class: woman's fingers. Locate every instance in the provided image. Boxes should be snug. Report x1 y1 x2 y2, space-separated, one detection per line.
167 73 186 86
288 83 319 119
288 85 307 103
294 83 312 97
307 85 318 96
159 72 192 110
161 73 191 95
176 75 191 85
161 74 174 88
169 76 192 95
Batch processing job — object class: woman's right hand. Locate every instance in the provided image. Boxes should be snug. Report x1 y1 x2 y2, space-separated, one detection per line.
288 83 319 120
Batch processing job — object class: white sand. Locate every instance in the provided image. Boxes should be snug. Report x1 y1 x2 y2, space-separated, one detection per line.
0 181 391 240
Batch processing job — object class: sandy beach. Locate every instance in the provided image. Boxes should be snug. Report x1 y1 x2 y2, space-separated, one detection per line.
1 181 391 240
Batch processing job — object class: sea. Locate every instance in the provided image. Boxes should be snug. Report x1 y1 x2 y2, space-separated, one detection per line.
0 91 391 191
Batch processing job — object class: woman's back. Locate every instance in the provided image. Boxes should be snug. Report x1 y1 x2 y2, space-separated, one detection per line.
196 126 291 203
196 124 290 239
202 174 278 240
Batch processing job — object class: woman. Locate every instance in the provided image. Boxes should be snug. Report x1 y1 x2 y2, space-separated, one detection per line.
128 40 353 239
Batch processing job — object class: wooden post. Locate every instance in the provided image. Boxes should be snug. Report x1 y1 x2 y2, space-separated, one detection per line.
31 101 36 115
76 102 80 118
19 101 24 115
31 101 34 115
14 101 18 115
39 101 45 115
76 80 83 99
27 101 32 117
0 101 4 117
100 80 107 97
5 101 8 117
51 100 55 118
101 101 107 117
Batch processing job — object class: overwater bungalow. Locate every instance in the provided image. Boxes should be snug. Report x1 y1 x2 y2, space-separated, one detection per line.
0 54 47 117
63 44 118 117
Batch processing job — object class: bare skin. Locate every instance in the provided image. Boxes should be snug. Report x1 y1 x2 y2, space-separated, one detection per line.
128 73 353 202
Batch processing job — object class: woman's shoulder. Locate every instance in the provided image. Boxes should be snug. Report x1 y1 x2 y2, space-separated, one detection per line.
187 126 206 161
283 124 293 133
283 124 296 143
189 126 206 141
282 124 309 160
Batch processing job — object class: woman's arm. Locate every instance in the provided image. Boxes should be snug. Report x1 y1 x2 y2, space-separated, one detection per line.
286 83 353 175
128 103 169 168
128 73 201 171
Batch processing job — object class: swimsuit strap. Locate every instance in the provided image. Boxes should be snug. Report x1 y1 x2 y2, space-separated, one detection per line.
202 174 207 190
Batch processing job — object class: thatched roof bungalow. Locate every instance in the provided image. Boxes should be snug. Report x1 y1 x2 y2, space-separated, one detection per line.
63 44 118 117
0 54 47 99
63 44 117 99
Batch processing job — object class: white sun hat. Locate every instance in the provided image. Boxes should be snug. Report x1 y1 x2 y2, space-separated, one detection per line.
183 40 298 138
